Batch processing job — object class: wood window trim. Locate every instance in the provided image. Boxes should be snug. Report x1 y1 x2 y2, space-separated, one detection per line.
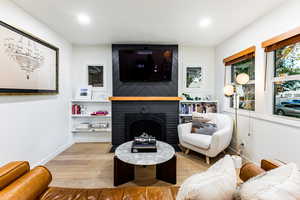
223 46 256 66
262 26 300 52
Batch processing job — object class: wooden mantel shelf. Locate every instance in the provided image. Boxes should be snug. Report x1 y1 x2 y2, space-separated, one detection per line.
109 96 183 101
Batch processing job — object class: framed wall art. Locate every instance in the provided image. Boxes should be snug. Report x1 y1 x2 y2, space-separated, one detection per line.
87 65 104 88
0 20 59 95
186 66 202 88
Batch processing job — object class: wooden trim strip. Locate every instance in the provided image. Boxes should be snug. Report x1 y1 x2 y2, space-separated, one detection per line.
223 46 256 66
264 34 300 52
262 26 300 49
109 96 183 101
224 53 255 66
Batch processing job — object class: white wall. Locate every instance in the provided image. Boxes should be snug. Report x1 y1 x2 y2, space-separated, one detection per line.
0 0 73 167
71 45 112 97
71 45 112 142
178 46 215 98
71 45 215 98
215 0 300 165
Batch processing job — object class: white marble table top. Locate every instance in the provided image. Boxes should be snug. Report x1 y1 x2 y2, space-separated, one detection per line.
115 141 175 165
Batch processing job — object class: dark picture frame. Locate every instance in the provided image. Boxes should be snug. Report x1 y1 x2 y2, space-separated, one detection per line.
186 67 202 88
88 65 104 88
0 20 59 95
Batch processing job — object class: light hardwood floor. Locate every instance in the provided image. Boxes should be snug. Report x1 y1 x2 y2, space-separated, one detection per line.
45 143 223 188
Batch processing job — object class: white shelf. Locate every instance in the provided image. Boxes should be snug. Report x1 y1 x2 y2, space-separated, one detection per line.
71 99 110 103
180 100 218 103
71 114 111 118
70 97 112 143
72 128 111 133
179 114 193 117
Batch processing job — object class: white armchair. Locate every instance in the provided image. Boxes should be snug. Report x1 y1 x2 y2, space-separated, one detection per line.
178 113 233 164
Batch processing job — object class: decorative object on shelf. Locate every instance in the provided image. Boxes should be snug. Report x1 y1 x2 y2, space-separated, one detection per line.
131 133 157 153
73 121 110 133
0 21 59 95
186 66 202 88
223 73 250 155
181 93 212 101
75 86 92 100
72 104 82 115
75 122 91 131
203 95 212 101
88 65 104 88
92 91 108 101
182 93 193 100
91 122 109 129
91 110 109 116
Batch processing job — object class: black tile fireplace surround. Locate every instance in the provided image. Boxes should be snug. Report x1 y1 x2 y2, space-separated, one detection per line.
111 101 179 150
111 44 179 151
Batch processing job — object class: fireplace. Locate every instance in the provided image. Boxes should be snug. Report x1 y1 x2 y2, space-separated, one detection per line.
125 113 166 141
111 101 179 149
111 44 179 150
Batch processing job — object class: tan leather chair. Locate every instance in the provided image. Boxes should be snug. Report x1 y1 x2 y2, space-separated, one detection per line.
0 160 281 200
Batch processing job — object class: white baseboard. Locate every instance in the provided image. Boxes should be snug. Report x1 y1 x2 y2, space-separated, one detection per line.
32 140 74 168
74 138 111 143
229 146 259 166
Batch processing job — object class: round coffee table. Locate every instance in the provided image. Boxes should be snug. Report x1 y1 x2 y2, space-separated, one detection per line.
114 141 176 186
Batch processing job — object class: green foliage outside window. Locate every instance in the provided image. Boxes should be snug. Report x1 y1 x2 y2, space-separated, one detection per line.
275 42 300 77
274 42 300 118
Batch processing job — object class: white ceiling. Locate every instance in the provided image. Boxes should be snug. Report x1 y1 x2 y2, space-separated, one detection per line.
12 0 285 46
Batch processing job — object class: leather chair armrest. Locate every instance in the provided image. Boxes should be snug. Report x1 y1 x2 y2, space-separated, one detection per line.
0 161 29 190
239 162 265 182
0 166 52 200
261 159 283 171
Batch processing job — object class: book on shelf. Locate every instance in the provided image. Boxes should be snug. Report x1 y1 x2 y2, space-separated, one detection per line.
180 103 198 114
180 101 218 115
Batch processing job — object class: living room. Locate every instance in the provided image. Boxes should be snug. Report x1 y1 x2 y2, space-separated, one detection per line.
1 0 300 199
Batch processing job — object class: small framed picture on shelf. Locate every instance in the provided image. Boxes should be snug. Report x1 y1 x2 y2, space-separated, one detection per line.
75 86 92 100
87 65 105 90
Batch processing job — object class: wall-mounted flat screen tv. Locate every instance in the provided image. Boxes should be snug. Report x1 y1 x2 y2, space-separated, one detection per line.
119 49 173 82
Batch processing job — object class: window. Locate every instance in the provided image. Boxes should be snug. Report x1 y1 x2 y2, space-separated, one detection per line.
230 58 255 111
273 42 300 118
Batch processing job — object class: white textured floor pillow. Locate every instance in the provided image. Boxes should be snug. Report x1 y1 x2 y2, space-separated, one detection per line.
176 155 237 200
235 163 300 200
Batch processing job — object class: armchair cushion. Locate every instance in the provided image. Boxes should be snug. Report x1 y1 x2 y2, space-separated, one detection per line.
182 133 212 149
191 122 217 136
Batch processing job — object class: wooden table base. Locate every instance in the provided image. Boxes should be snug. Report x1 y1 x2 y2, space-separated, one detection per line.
156 155 177 184
114 155 177 186
114 156 134 186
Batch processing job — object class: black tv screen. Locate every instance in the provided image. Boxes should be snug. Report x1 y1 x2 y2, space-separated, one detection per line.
119 49 173 82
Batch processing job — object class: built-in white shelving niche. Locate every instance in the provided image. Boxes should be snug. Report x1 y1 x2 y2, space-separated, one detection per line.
71 99 112 143
179 100 218 123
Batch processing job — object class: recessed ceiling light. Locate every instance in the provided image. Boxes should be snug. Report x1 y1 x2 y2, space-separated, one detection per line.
199 18 212 28
77 13 91 25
